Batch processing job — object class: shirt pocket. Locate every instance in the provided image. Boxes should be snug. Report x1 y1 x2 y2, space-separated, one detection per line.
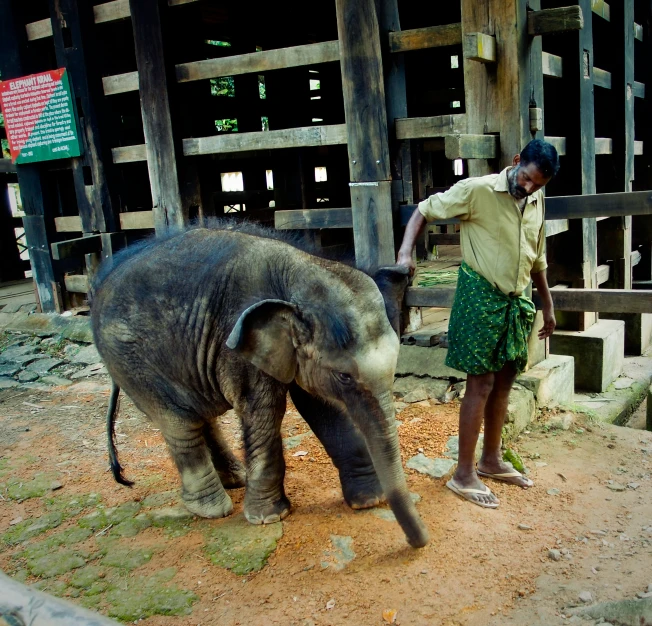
522 225 540 265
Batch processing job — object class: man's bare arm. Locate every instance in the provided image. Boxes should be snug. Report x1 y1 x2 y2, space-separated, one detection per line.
531 269 556 339
396 208 427 272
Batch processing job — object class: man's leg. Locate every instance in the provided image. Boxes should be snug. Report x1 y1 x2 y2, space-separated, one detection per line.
477 362 532 487
450 371 498 506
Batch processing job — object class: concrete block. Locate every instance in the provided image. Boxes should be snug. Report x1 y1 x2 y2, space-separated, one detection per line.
601 312 652 356
502 383 536 443
550 319 625 392
396 345 465 380
517 354 575 408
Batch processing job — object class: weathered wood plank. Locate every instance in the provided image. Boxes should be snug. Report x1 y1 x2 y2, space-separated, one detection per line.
54 216 83 232
595 138 613 154
591 0 610 20
112 144 148 163
444 134 497 160
395 114 466 140
528 6 584 36
64 274 89 293
25 18 52 41
546 191 652 220
388 24 462 54
463 32 496 63
130 0 185 232
597 264 610 285
593 67 611 89
633 81 645 98
50 235 103 260
428 233 461 246
634 22 644 41
542 52 563 78
275 208 353 229
93 0 130 23
102 71 139 95
184 125 347 157
120 211 155 230
543 136 567 156
635 141 644 156
177 41 339 83
545 219 570 237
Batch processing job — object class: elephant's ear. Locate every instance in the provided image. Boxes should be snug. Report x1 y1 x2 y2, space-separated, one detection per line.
226 299 301 384
373 265 410 336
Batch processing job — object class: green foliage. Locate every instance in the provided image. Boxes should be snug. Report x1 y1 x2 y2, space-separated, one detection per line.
211 76 235 97
215 118 238 133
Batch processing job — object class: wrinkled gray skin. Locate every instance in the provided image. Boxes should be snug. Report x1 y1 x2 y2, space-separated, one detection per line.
91 224 429 548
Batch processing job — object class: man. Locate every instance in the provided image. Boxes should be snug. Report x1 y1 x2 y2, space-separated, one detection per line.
396 139 559 508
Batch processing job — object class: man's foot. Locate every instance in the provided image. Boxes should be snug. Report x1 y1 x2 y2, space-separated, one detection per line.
446 478 499 508
477 460 533 488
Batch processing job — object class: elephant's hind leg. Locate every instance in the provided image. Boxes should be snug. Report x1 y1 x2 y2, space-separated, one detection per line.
158 409 233 519
289 383 384 510
203 421 246 489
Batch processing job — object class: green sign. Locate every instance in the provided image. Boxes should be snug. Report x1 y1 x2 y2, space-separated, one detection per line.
0 68 82 164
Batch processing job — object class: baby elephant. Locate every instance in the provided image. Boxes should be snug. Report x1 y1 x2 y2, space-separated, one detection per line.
91 223 428 548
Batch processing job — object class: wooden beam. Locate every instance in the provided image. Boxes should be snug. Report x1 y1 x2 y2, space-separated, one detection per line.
102 71 139 95
428 233 461 246
634 22 644 41
635 141 643 156
112 144 147 163
129 0 185 232
543 136 567 156
546 191 652 220
50 235 103 261
64 274 89 293
25 18 52 41
633 81 645 98
275 208 353 229
120 210 155 230
388 24 462 54
595 138 613 154
183 125 347 157
593 67 611 89
54 216 83 232
591 0 610 20
444 134 497 160
395 114 466 140
542 52 563 78
545 219 570 237
528 6 584 36
0 160 17 174
463 33 496 63
176 41 339 83
597 264 610 285
93 0 130 24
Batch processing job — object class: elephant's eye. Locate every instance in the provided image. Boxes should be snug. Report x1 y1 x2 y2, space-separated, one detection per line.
333 371 353 385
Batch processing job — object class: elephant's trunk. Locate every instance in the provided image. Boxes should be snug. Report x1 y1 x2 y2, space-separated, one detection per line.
355 391 429 548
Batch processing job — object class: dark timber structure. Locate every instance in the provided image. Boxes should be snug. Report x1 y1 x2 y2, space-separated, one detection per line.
0 0 651 344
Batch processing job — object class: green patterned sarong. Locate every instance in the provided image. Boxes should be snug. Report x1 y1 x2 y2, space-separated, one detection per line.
445 262 536 375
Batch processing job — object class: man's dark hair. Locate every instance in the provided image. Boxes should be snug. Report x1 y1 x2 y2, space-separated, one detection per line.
520 139 560 178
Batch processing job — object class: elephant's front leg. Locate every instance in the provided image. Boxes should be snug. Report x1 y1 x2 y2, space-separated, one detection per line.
236 385 290 524
289 383 384 509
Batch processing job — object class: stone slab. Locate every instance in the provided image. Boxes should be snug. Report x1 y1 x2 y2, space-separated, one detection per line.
70 345 102 365
25 358 65 374
602 312 652 356
502 384 536 442
550 319 625 392
393 376 450 401
518 354 574 408
396 345 465 380
0 377 19 389
0 312 93 343
406 454 455 478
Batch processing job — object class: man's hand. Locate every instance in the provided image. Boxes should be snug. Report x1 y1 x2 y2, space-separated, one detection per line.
538 305 556 339
396 250 416 275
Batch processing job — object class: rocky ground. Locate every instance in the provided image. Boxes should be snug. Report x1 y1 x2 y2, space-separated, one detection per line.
1 328 652 626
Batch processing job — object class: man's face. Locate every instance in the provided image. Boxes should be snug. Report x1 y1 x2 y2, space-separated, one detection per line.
508 159 552 200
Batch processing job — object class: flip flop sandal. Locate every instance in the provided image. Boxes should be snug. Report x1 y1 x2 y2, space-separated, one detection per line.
476 469 534 488
446 479 499 509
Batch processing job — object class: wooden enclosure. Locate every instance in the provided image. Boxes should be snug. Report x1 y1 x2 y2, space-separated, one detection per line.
1 0 652 326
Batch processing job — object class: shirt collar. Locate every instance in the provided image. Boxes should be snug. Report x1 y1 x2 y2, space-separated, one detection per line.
495 166 539 205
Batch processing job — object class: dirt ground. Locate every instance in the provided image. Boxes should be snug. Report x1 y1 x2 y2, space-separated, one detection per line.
1 375 652 626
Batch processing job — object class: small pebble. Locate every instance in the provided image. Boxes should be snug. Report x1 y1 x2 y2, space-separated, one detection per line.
548 549 561 561
578 591 593 603
547 488 560 496
518 523 532 531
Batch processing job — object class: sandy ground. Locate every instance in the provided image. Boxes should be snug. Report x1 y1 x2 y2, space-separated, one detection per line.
1 377 652 626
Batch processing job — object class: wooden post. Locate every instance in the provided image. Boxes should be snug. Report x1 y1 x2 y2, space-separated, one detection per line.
129 0 186 233
0 0 58 312
336 0 395 271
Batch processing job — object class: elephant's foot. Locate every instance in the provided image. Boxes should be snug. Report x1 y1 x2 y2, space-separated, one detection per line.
341 472 385 510
217 460 247 490
182 486 233 519
244 494 291 525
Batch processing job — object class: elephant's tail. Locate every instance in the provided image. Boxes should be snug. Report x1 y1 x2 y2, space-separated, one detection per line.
106 381 134 487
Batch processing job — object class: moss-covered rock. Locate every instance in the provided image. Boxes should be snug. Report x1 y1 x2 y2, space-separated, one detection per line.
4 472 60 501
100 545 154 570
70 565 105 589
78 501 142 532
204 513 283 575
1 511 64 546
27 549 87 578
112 514 151 538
